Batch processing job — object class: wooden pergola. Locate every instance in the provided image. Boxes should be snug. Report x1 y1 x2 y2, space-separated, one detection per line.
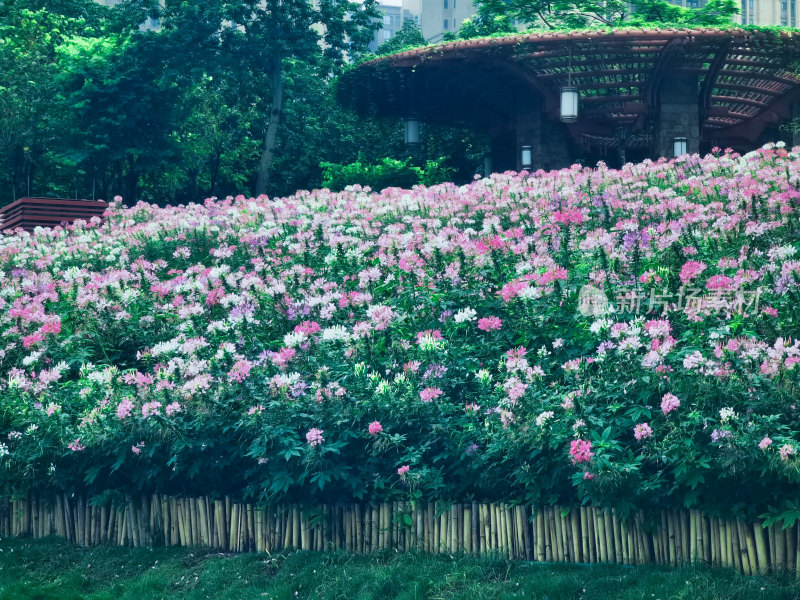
0 198 108 232
338 28 800 169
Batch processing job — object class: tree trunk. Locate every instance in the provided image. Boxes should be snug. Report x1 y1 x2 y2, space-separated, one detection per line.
255 54 283 197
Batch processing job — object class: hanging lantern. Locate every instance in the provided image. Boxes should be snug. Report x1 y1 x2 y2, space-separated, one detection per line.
673 137 688 157
560 87 579 123
404 117 421 146
520 145 532 169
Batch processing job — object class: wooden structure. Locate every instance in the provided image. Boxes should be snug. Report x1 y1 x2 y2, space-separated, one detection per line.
0 197 108 232
339 28 800 170
4 492 799 576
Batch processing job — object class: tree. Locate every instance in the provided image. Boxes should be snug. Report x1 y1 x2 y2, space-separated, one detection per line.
376 19 426 56
457 0 738 35
55 32 180 203
161 0 380 196
0 0 108 204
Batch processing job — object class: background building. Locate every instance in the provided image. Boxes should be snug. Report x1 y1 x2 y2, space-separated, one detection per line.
369 2 405 51
402 0 477 42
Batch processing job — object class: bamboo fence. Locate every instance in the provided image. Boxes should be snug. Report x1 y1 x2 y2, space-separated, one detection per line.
2 493 797 576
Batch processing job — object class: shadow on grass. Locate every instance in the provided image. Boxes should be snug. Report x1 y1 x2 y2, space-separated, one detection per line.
2 538 799 600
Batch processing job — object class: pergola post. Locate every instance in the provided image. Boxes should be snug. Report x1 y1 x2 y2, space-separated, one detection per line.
516 97 543 171
656 75 701 159
792 103 800 149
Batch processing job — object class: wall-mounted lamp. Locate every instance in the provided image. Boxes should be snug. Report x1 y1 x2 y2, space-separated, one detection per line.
673 137 687 157
404 117 421 146
520 145 532 169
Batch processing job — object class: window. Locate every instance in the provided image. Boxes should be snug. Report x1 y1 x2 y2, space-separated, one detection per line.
444 0 448 8
453 0 456 7
383 30 392 41
443 18 449 30
384 15 392 26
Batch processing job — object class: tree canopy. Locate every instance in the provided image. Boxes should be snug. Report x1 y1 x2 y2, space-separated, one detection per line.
456 0 739 38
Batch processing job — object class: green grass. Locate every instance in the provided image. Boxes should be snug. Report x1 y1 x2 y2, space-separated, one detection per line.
1 538 800 600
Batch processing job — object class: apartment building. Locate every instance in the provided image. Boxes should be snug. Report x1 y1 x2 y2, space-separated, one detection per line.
402 0 477 43
369 2 405 52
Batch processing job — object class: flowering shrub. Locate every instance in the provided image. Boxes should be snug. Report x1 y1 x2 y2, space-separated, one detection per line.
0 144 799 520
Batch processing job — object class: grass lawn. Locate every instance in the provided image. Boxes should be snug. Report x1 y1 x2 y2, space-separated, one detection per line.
1 538 799 600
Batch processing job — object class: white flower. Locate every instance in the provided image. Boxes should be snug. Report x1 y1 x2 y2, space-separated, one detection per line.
151 339 181 357
283 331 308 348
454 307 477 323
719 407 737 422
22 351 43 367
536 411 555 427
0 443 8 457
519 287 543 300
320 326 350 343
589 319 611 335
475 369 492 383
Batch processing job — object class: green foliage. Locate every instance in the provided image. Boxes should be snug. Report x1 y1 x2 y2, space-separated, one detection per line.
2 538 800 600
320 155 455 192
376 20 427 56
457 0 739 36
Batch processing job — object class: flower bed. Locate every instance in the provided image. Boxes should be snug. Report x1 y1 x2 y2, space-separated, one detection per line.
1 145 799 527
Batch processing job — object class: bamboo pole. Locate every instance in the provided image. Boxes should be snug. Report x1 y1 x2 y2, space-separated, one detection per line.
504 505 514 559
769 524 777 572
595 509 607 563
620 515 630 565
739 519 757 576
603 511 614 564
514 506 525 560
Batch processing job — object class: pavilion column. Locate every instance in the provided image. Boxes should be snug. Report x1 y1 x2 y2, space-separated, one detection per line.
488 130 517 174
792 103 800 149
516 97 543 171
656 75 700 159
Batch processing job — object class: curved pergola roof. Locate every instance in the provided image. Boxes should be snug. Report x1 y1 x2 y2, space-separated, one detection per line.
339 28 800 144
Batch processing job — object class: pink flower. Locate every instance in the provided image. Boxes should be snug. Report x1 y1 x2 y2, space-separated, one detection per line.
397 465 410 476
131 441 145 455
569 439 594 464
205 288 224 306
634 423 653 441
553 208 585 225
39 318 62 335
660 393 680 414
228 359 254 383
583 471 594 480
248 405 265 415
165 402 181 416
295 321 321 335
762 307 778 318
759 437 773 449
368 421 383 435
67 439 85 452
420 387 443 402
416 329 443 345
116 399 134 420
306 428 324 447
679 260 707 285
706 275 734 290
477 316 502 331
780 444 795 461
23 332 45 349
141 401 162 418
269 347 296 368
